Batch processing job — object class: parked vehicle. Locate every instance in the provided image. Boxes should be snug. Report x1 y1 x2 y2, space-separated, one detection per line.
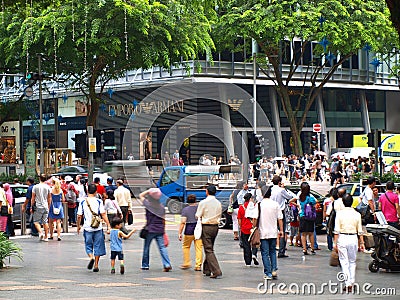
156 164 243 229
10 184 29 226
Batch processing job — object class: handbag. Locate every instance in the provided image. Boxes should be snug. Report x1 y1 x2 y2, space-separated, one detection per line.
194 219 202 240
329 251 340 267
140 226 148 239
127 211 133 225
304 197 316 221
164 232 169 247
86 199 102 229
53 206 61 215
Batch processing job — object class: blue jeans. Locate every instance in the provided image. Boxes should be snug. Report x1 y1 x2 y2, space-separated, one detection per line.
313 225 319 249
260 238 277 277
327 234 333 251
142 232 171 269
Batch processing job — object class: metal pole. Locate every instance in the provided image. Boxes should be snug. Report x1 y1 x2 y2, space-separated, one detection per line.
253 53 257 134
38 55 44 174
317 132 321 152
88 126 94 183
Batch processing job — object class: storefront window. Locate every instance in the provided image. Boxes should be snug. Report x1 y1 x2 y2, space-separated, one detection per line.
0 137 16 163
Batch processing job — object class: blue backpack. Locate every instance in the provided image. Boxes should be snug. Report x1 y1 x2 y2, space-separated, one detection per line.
303 196 316 221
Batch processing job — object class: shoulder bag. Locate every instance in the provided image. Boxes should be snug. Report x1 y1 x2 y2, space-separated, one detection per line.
194 218 202 240
249 202 261 248
0 193 8 216
86 199 102 229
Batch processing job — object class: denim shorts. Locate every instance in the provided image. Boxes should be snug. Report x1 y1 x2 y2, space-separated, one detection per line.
110 251 124 260
83 230 106 256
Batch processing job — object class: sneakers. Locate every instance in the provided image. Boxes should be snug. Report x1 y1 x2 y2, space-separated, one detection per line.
120 265 125 275
38 234 44 242
111 268 115 274
252 255 259 266
263 274 272 280
272 271 278 279
245 264 251 267
42 238 49 242
364 249 374 254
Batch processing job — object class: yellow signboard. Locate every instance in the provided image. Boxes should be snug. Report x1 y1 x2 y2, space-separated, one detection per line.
88 138 96 153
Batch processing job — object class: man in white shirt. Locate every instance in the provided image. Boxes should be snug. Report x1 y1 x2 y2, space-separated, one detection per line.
114 180 132 234
258 185 283 280
334 193 364 293
196 185 222 279
77 184 111 272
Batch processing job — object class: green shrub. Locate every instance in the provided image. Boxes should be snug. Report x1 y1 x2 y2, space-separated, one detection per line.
0 173 28 184
0 232 23 268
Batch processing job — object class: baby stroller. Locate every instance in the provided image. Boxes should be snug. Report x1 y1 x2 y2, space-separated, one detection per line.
366 223 400 272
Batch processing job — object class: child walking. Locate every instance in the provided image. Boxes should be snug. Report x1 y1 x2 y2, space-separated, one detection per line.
110 217 136 274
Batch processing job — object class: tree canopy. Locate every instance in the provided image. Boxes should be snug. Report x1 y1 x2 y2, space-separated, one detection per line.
216 0 398 155
0 0 215 126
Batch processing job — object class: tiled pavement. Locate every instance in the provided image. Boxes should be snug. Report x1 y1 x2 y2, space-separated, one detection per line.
1 206 399 299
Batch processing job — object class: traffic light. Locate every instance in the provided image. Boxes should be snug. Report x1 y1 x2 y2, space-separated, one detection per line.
311 134 318 147
26 72 44 81
254 134 263 162
74 133 87 158
367 132 374 147
321 133 326 146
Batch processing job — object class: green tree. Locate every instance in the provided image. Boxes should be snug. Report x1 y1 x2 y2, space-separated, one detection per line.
216 0 397 155
0 0 214 126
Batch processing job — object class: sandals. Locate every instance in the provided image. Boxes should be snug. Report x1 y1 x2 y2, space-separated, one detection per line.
303 250 309 255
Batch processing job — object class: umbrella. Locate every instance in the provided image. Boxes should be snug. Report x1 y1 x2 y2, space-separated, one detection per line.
314 151 327 156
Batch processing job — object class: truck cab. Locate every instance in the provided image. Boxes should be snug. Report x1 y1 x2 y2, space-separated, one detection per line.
156 164 242 228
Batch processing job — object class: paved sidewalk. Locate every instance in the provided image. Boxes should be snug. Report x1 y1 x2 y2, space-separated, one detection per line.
1 218 399 300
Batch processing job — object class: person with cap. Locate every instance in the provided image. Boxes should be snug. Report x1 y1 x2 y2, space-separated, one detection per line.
105 177 117 194
138 187 172 272
114 179 132 234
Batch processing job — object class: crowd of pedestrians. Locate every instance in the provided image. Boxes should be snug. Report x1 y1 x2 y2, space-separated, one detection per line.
7 158 400 291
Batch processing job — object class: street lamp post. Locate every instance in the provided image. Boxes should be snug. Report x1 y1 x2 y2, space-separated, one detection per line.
38 54 44 174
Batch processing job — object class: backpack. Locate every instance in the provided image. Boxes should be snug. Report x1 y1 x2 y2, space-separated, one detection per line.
284 203 295 223
66 186 77 203
303 196 316 221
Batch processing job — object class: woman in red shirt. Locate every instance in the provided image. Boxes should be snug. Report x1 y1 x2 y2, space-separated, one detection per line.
238 193 255 267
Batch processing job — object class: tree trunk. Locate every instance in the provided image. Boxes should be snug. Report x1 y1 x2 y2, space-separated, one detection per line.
86 58 106 127
386 0 400 36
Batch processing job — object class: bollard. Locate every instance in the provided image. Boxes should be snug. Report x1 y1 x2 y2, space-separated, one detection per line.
21 208 26 235
63 202 68 233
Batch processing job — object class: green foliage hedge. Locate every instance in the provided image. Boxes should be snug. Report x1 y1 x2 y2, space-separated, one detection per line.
0 232 23 269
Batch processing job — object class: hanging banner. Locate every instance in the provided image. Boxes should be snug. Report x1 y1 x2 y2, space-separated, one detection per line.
25 142 37 177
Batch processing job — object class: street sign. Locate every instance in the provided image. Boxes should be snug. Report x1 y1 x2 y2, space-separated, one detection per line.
313 123 322 133
88 138 97 153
